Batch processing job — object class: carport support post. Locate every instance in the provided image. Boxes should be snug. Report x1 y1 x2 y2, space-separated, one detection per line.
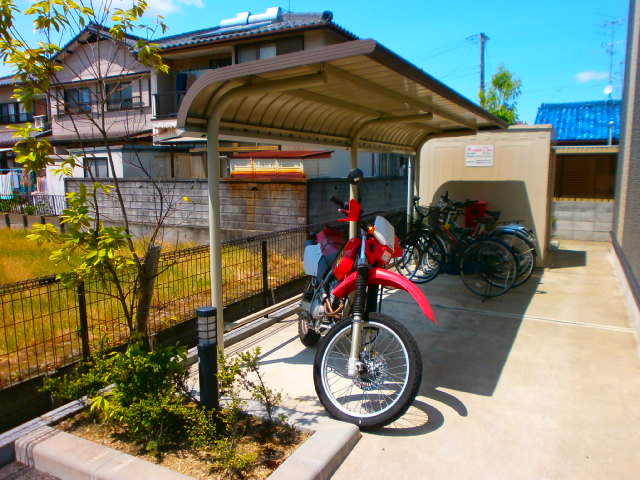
207 113 225 352
349 140 359 239
406 156 414 231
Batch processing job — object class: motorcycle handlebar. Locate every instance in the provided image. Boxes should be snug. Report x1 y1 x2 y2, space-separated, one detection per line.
330 195 348 210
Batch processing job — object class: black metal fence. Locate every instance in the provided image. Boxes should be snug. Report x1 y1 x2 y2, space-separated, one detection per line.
0 208 405 389
0 194 66 216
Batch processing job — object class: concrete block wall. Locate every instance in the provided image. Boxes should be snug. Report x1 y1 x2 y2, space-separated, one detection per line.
308 177 406 225
551 201 613 241
65 178 307 239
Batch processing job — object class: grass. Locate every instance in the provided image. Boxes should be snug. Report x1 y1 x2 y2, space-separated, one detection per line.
0 230 306 388
0 229 71 284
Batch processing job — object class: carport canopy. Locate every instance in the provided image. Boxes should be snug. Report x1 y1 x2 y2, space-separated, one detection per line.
176 39 506 348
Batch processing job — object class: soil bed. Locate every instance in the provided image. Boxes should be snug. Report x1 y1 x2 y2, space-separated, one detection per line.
56 410 309 479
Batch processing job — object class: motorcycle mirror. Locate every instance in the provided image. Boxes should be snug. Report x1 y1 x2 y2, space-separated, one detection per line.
347 168 364 185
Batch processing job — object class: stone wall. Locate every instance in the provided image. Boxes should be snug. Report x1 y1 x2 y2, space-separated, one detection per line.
551 200 613 241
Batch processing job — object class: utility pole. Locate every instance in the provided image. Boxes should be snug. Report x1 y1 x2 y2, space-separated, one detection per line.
479 33 490 97
602 19 621 98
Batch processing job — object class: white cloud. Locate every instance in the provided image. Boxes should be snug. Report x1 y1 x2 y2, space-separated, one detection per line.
575 71 609 83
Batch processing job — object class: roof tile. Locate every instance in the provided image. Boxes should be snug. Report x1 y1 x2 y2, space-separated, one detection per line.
535 100 621 142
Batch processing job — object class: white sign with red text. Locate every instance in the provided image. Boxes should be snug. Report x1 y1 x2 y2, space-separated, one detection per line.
464 145 494 167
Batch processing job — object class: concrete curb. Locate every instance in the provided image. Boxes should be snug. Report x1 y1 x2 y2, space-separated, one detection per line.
12 406 360 480
15 426 192 480
268 421 360 480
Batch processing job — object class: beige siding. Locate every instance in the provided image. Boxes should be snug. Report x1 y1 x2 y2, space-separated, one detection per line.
418 127 553 263
55 42 147 84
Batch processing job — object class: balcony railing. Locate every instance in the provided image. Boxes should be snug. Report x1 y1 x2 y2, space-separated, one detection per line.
0 112 33 125
152 91 186 119
33 115 51 130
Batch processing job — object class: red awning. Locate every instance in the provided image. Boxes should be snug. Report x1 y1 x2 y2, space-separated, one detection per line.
229 150 332 159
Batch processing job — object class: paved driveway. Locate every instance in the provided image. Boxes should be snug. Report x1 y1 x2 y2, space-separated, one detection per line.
227 240 640 479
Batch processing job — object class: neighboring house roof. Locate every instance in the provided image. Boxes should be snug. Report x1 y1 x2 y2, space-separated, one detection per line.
535 100 621 142
0 75 16 87
230 150 332 159
155 11 355 50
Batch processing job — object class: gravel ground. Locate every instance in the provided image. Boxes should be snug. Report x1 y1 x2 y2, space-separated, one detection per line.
0 463 59 480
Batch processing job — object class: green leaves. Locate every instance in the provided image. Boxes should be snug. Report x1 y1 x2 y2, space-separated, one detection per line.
479 64 522 125
9 124 52 171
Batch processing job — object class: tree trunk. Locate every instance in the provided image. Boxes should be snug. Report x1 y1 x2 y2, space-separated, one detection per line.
135 244 161 348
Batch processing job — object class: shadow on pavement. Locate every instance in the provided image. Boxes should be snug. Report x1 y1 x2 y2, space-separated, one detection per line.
547 248 587 269
382 268 543 399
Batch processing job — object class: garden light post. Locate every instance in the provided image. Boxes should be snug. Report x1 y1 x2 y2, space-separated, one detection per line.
197 306 219 410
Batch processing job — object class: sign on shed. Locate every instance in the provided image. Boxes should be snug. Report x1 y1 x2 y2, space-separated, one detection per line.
465 145 494 167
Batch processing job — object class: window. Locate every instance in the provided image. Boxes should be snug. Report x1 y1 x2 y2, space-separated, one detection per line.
236 37 303 64
84 157 108 178
0 103 31 124
64 87 92 113
106 82 133 110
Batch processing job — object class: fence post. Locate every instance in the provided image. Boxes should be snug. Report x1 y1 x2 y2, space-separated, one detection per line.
77 281 90 359
261 240 269 308
3 213 9 228
197 306 219 410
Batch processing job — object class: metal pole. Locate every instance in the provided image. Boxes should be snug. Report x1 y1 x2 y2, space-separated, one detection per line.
406 156 414 232
77 281 90 359
207 115 225 352
261 240 269 308
197 306 219 410
349 140 359 239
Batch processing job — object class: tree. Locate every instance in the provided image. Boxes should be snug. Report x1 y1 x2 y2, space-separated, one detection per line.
0 0 174 347
479 64 522 125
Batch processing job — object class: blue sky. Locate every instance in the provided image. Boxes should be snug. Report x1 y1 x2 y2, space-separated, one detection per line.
2 0 630 123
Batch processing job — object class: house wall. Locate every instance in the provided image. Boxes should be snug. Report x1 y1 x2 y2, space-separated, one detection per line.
50 40 152 139
613 0 640 340
554 153 617 198
418 127 553 264
54 41 148 83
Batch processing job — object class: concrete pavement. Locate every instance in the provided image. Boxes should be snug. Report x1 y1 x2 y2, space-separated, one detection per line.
217 240 640 479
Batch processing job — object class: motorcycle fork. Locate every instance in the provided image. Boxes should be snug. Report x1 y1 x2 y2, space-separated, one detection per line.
348 236 374 377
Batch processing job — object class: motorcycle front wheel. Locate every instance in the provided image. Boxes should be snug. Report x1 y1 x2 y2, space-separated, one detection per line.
313 313 422 430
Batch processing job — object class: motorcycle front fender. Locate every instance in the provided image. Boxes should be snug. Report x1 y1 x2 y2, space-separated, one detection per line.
331 267 436 323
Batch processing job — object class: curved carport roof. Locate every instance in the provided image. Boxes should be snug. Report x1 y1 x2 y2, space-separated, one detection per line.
177 39 506 154
175 39 506 348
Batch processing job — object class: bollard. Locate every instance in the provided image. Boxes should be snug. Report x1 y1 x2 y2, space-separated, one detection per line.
197 306 219 410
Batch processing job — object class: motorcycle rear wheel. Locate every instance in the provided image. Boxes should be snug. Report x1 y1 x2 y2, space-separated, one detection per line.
313 313 422 430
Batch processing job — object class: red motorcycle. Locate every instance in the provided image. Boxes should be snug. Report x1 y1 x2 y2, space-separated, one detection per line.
301 169 437 429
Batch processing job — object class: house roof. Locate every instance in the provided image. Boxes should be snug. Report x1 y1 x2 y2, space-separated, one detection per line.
0 75 16 87
155 11 355 50
230 150 332 159
534 100 621 142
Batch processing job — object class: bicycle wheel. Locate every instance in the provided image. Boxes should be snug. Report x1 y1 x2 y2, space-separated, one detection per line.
396 232 444 284
313 313 422 430
459 238 517 297
492 230 536 288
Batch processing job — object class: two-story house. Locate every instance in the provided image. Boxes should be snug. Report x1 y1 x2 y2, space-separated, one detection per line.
0 76 51 198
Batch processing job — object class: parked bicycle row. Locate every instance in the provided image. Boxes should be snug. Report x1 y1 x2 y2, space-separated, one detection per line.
395 192 537 297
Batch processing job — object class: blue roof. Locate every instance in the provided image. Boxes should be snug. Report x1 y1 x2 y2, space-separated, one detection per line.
535 100 621 142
